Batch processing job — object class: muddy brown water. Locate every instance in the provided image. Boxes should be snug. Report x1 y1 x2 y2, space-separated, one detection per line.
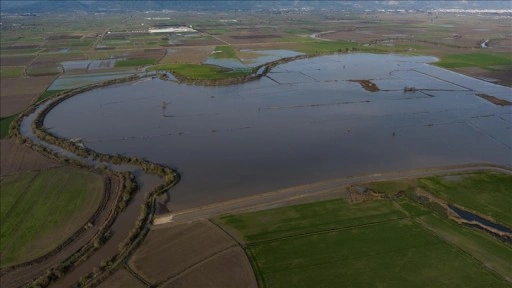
19 103 163 287
57 172 162 287
43 54 512 212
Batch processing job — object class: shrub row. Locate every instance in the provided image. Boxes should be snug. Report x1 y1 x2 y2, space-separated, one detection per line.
6 76 178 288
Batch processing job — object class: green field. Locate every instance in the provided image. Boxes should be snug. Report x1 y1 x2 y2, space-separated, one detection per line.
435 53 512 70
418 172 512 226
218 173 512 288
0 114 17 138
295 40 360 54
221 199 406 243
366 172 512 226
211 45 238 59
0 168 104 266
37 89 66 102
0 66 25 77
149 63 251 80
26 65 61 76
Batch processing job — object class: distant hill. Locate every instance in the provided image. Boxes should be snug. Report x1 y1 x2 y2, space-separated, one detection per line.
1 0 511 14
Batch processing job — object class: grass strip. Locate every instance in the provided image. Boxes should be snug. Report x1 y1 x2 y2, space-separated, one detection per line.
435 52 512 70
0 114 18 138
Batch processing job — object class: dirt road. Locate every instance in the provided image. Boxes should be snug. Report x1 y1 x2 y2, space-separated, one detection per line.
153 164 511 227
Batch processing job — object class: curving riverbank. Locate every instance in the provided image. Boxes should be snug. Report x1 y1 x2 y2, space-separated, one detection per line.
5 50 512 287
4 76 179 287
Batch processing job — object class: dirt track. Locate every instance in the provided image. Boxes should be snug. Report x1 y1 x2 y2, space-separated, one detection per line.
154 164 512 226
160 246 257 288
128 220 236 285
97 268 146 288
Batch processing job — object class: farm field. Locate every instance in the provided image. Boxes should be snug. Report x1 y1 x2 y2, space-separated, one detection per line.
97 268 146 288
159 246 257 288
218 172 512 288
0 167 104 266
366 171 512 226
0 3 511 287
127 221 238 285
148 63 251 80
0 75 56 117
0 139 61 176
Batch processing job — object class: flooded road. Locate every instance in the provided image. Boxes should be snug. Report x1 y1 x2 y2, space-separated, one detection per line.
44 54 512 211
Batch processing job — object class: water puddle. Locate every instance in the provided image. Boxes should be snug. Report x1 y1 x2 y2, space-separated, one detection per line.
448 205 512 242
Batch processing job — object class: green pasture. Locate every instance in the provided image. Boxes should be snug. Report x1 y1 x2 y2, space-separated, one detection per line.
219 172 512 288
148 63 251 80
435 53 512 70
37 89 65 102
0 66 25 77
0 168 104 266
418 172 512 226
0 114 18 138
220 199 405 243
211 45 238 59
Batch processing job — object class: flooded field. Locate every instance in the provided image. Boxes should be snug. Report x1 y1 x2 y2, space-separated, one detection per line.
44 54 512 211
48 71 138 90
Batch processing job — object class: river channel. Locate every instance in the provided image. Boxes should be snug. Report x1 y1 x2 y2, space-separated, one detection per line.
43 54 512 211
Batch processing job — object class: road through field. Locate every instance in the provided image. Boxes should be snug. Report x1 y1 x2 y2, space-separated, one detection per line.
153 164 512 226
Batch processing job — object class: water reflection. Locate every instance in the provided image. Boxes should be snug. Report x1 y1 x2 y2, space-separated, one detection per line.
44 54 512 211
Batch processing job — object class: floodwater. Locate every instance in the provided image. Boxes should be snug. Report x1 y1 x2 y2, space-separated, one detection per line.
48 71 138 91
448 205 512 235
19 99 163 287
44 54 512 211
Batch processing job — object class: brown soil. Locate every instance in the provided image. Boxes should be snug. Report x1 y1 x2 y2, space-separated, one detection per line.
1 93 39 117
348 186 384 203
125 48 165 60
0 139 61 177
161 247 257 288
457 67 512 87
4 44 40 49
46 35 82 41
128 220 236 285
230 34 281 40
476 93 512 106
349 80 380 92
0 75 56 116
0 173 123 288
321 13 512 58
222 33 285 44
36 53 87 62
97 268 146 288
159 47 213 64
0 56 36 66
180 38 225 46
